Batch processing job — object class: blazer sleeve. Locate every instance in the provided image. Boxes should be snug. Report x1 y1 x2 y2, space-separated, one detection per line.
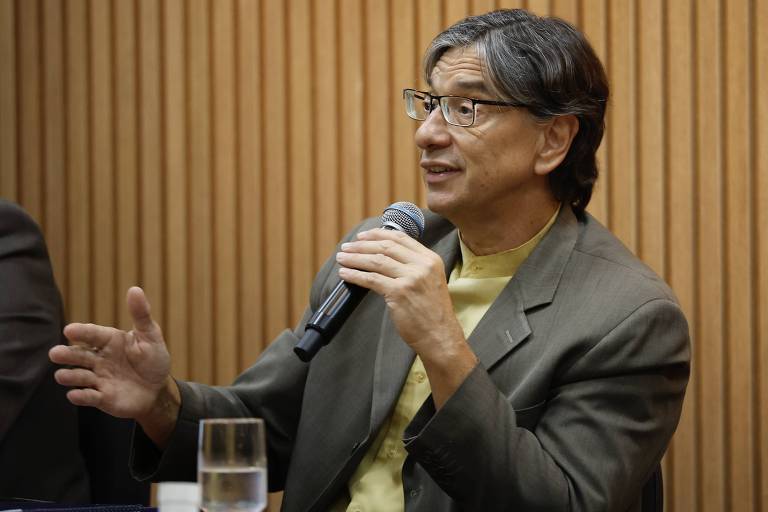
403 298 690 512
0 201 66 441
130 218 379 491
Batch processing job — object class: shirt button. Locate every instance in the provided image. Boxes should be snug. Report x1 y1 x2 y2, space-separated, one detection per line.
415 372 426 383
387 447 398 458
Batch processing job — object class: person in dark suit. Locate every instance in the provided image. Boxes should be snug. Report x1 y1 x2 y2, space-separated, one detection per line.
0 199 90 503
51 9 690 511
0 199 149 505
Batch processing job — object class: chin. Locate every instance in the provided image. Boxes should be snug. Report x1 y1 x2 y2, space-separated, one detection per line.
425 194 462 220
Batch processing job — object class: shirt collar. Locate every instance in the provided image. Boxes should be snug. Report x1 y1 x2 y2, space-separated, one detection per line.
456 204 561 279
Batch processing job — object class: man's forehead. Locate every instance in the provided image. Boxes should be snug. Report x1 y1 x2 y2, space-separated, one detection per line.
428 45 492 95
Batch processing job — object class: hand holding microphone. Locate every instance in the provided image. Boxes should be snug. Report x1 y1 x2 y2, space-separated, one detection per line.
294 202 425 362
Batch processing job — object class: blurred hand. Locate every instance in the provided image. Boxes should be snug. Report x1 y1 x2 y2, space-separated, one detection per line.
49 287 173 425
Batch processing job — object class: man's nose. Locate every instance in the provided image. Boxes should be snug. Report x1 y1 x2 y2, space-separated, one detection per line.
414 108 451 151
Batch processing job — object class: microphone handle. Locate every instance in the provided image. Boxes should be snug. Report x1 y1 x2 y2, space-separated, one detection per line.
293 279 368 362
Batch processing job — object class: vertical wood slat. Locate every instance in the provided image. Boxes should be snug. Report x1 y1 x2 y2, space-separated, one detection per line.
90 0 115 327
0 0 16 201
262 0 289 342
444 0 469 27
606 0 636 249
114 0 138 330
665 0 697 509
552 0 578 24
313 0 340 270
287 0 313 324
163 0 190 379
17 0 42 222
186 0 213 383
637 0 664 277
64 0 90 323
724 0 755 509
2 3 768 511
237 0 264 368
696 0 727 511
390 0 418 205
138 0 164 329
339 0 365 233
41 0 66 291
580 0 608 225
757 2 768 510
364 0 392 217
211 0 238 385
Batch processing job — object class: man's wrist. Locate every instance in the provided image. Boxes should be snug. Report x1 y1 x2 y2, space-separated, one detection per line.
137 376 181 449
419 330 478 409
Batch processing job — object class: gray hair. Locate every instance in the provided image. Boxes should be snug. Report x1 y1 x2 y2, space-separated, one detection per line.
423 9 609 215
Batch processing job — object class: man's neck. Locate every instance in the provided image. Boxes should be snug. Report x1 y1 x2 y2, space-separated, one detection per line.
454 197 561 256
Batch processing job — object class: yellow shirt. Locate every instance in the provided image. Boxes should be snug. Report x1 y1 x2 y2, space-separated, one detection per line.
335 207 560 512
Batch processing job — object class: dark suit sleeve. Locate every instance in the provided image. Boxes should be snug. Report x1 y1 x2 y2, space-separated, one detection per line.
0 201 66 440
404 298 690 512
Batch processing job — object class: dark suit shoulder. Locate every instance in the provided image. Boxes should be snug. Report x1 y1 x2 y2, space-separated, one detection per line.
0 199 48 259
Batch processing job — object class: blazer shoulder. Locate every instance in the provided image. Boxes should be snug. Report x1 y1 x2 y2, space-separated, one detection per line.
570 213 678 305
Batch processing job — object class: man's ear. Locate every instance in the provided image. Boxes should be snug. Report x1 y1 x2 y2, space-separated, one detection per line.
534 115 579 176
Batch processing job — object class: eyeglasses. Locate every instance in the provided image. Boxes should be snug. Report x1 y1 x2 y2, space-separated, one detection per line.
403 88 525 127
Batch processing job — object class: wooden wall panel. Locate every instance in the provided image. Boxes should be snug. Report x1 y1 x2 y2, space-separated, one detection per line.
750 2 768 510
288 0 314 324
724 2 755 510
41 0 66 292
665 1 697 509
162 0 190 380
137 0 164 332
758 2 768 509
2 2 767 510
696 1 727 510
114 0 139 331
64 0 90 324
90 0 116 328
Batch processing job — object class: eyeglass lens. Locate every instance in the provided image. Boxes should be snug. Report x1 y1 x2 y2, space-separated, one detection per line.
404 90 475 127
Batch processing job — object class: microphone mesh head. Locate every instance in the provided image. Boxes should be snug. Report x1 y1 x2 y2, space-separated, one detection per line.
381 202 425 239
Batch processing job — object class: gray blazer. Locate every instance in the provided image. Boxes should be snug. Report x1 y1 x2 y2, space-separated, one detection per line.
132 207 690 512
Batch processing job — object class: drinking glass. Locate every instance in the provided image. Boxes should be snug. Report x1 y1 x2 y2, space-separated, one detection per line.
198 418 268 512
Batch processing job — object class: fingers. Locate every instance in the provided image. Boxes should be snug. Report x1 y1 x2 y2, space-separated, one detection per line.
127 286 154 333
62 322 117 351
338 266 393 296
66 388 104 408
353 228 428 255
49 344 100 367
54 367 99 388
336 250 402 277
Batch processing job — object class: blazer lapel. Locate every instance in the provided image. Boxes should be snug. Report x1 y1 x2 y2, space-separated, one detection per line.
368 217 461 434
468 207 580 371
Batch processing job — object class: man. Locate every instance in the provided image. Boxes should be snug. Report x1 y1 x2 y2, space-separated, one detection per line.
0 199 90 502
50 9 689 511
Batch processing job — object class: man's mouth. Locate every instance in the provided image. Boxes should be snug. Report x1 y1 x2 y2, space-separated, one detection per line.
423 165 460 174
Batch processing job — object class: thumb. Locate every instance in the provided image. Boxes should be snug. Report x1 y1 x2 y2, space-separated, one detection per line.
127 286 155 333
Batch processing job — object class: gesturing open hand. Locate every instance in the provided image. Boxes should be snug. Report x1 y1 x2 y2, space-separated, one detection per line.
49 287 172 422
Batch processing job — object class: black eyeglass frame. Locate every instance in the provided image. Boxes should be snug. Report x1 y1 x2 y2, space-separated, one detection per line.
403 88 526 127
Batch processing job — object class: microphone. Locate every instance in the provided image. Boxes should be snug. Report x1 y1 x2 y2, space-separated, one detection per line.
293 202 425 362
